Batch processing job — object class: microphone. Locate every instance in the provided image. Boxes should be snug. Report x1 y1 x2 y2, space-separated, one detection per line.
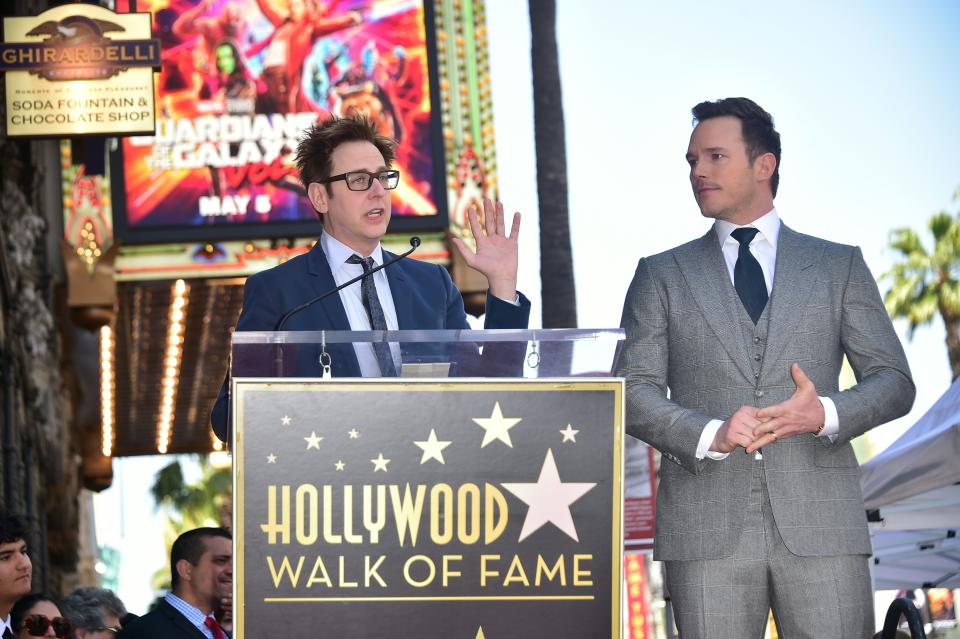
274 237 421 331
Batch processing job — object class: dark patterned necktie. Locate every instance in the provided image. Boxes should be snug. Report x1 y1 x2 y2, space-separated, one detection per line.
731 227 768 324
4 626 16 639
346 254 398 376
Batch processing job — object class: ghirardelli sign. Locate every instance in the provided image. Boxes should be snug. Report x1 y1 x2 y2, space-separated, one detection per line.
1 4 159 136
234 379 625 638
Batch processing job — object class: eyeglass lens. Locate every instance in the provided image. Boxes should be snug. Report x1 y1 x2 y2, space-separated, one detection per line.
346 171 399 191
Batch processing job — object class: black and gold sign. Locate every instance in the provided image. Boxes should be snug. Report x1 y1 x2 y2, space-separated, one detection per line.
234 379 624 638
1 4 159 136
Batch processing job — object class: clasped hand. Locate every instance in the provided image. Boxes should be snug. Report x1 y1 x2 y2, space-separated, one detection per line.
450 198 521 302
710 363 825 455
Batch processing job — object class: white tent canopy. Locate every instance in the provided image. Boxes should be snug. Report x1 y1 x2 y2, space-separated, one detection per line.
860 377 960 589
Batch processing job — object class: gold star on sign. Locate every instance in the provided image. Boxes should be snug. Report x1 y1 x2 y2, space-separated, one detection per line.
472 401 522 448
501 449 596 542
348 428 360 439
560 424 579 443
414 428 452 464
475 628 486 639
371 453 390 472
266 453 277 464
335 460 345 471
281 415 291 425
304 431 323 449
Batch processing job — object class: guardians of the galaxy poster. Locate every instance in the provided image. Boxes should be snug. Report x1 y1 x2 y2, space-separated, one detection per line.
117 0 440 240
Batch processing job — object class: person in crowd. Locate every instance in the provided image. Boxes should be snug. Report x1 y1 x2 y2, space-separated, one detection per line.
615 97 914 638
211 115 529 440
60 587 126 639
0 514 32 639
11 595 69 639
117 528 231 639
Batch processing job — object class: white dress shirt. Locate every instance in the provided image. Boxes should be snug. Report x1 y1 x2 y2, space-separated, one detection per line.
695 209 840 460
1 614 14 638
321 232 401 376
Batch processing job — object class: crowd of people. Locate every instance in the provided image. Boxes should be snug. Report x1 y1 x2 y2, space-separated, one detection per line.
0 514 232 639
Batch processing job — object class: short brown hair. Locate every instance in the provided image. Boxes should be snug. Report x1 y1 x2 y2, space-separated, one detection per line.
295 115 396 194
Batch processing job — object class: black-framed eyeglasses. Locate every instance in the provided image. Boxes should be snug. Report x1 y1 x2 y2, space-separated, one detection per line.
21 614 71 638
320 169 400 191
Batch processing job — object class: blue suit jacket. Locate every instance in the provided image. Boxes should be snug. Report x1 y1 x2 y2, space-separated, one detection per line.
211 241 530 440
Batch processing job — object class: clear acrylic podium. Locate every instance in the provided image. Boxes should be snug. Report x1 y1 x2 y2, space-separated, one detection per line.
230 328 626 380
230 329 627 639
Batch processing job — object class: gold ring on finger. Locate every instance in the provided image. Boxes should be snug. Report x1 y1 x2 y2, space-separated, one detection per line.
770 431 777 440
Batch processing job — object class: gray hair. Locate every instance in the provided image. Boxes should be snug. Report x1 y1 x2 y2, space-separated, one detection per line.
60 587 127 634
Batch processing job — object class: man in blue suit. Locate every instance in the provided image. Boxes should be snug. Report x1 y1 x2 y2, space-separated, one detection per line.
211 115 530 441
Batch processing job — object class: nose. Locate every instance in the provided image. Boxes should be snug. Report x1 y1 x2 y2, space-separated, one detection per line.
367 176 386 196
691 159 707 180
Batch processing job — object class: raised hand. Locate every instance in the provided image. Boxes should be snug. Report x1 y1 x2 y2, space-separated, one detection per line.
747 363 825 454
451 198 521 302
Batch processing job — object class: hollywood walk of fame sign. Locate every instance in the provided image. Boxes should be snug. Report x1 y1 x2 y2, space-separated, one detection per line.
233 379 624 638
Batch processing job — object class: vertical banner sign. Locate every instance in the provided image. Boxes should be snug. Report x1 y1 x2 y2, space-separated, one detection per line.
234 379 624 638
623 438 656 550
0 4 159 137
623 553 649 639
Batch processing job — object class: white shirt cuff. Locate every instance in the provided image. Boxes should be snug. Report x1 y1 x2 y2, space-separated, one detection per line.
696 419 729 460
818 396 839 440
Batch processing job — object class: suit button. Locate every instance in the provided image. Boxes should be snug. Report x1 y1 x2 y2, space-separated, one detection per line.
755 390 764 398
754 354 761 361
754 336 762 343
754 372 760 379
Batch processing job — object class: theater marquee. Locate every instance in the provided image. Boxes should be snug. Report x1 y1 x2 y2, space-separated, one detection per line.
234 379 624 638
0 3 160 137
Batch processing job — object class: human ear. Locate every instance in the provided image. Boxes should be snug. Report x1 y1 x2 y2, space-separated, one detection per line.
307 182 328 215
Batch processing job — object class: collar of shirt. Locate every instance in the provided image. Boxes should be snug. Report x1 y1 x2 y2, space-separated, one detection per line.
714 208 781 294
320 231 384 275
1 614 12 637
164 592 215 639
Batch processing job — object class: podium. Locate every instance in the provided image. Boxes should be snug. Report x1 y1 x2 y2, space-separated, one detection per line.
231 329 625 638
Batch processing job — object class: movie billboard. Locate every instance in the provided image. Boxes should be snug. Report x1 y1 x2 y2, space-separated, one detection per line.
114 0 444 243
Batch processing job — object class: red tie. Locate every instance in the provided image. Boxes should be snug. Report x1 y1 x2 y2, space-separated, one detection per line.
204 616 227 639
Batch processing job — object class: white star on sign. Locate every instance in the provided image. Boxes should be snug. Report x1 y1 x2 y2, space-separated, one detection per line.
304 431 323 449
335 460 345 471
472 401 522 448
266 453 277 464
348 428 360 439
560 424 579 443
371 453 390 472
501 449 596 542
414 428 452 464
281 415 291 425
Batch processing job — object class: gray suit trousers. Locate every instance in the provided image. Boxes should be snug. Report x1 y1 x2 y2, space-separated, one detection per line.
665 463 874 639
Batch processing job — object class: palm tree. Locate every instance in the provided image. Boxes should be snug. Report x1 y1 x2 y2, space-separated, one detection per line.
529 0 577 328
150 456 232 590
883 201 960 380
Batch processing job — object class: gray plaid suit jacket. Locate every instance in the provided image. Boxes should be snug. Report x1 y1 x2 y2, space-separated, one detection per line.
615 224 915 561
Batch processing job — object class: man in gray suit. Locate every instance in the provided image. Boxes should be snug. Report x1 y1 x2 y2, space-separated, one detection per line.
615 97 915 638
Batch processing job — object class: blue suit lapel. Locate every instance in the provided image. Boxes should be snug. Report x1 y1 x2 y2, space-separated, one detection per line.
385 250 416 330
304 241 360 376
305 241 352 331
